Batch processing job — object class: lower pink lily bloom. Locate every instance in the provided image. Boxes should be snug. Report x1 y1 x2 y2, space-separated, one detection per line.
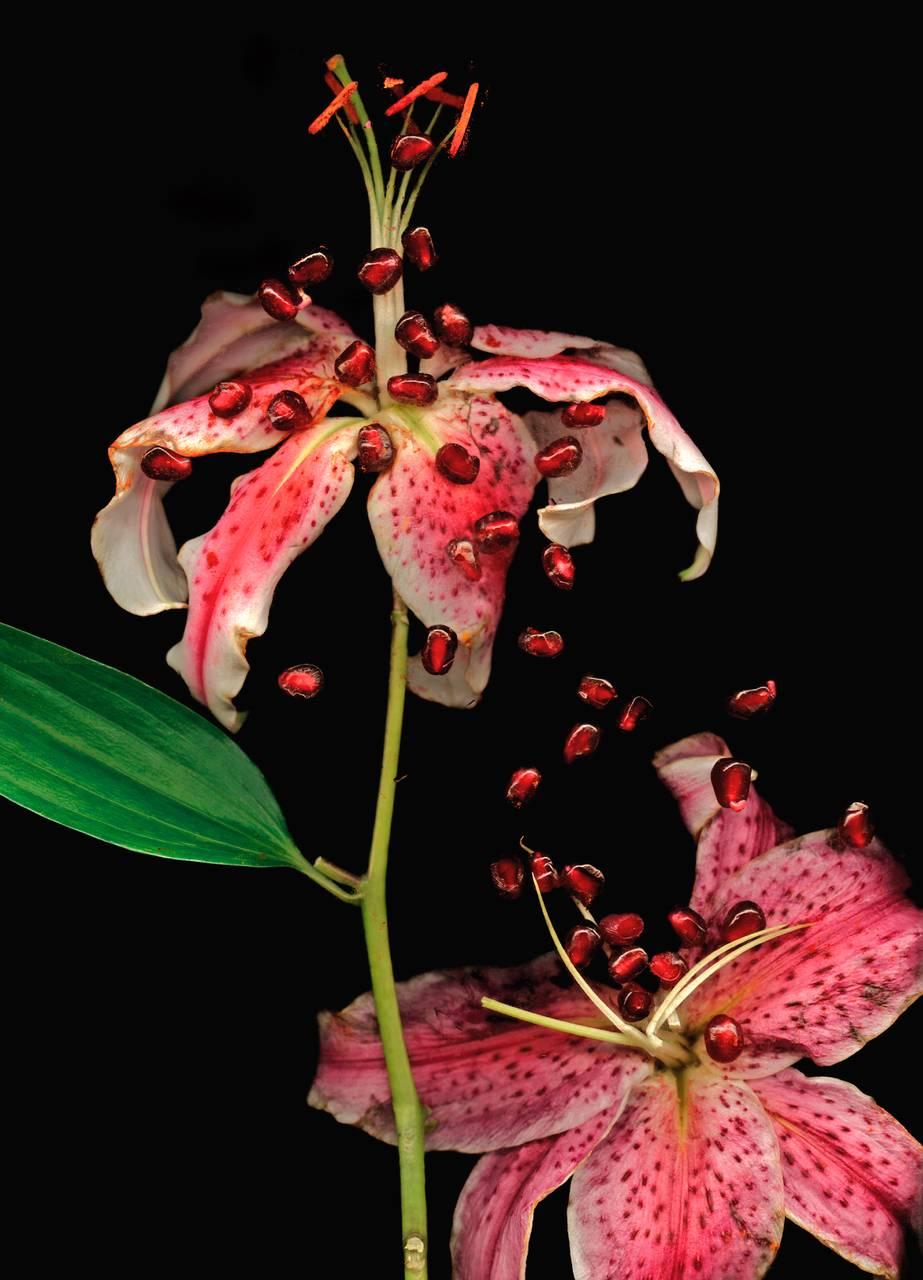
309 733 923 1279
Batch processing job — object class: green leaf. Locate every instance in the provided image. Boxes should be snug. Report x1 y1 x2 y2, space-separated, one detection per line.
0 623 306 871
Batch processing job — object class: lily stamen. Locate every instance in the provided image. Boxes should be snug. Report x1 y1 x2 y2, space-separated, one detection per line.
308 80 359 135
385 72 448 117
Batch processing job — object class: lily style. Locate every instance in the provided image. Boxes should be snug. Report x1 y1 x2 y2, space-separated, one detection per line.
310 732 923 1279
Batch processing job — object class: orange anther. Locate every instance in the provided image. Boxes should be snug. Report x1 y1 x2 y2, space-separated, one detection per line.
449 82 479 158
383 77 404 90
324 71 359 123
308 81 359 135
385 71 448 116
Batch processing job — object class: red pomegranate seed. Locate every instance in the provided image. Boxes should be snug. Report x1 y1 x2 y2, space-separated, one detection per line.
490 857 524 900
562 402 606 428
445 538 482 580
711 758 752 812
598 913 644 946
518 627 564 658
357 424 394 473
474 511 519 552
208 380 252 417
387 374 437 406
140 447 192 482
566 924 602 969
506 766 541 809
277 664 324 699
531 853 560 893
358 248 403 294
421 624 458 675
563 724 601 764
435 443 480 485
391 133 435 171
608 946 648 982
728 681 777 718
433 302 473 347
649 951 688 989
268 390 310 431
704 1013 744 1063
618 696 652 731
395 311 440 359
258 278 302 321
667 905 707 946
542 544 575 590
402 226 437 271
561 863 605 906
616 983 653 1022
578 675 617 710
288 247 333 287
838 801 875 848
721 900 766 943
334 339 376 387
535 436 583 478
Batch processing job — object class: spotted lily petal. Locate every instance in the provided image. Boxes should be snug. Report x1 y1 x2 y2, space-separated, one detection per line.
751 1068 922 1279
568 1067 784 1280
471 324 653 385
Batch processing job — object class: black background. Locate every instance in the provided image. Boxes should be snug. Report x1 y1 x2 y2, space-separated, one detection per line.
8 26 920 1279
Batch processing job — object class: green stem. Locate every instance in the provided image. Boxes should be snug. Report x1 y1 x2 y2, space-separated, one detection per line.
360 592 428 1278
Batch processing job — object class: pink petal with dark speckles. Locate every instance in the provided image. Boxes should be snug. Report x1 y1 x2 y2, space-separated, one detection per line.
471 325 653 386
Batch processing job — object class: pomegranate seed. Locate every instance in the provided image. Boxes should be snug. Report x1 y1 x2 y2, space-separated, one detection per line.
391 133 435 171
704 1013 744 1063
445 538 482 580
598 913 644 946
518 627 564 658
277 664 324 699
421 625 458 675
711 757 752 812
721 900 766 943
208 380 252 417
667 905 707 946
566 924 602 969
267 390 310 431
535 436 583 478
578 675 617 710
473 511 519 552
618 696 652 731
387 374 437 406
357 424 395 473
358 248 403 294
395 311 440 359
562 402 606 428
258 278 302 321
616 983 653 1022
649 951 688 988
334 339 376 387
728 681 777 718
608 946 648 982
490 857 524 900
288 247 333 287
530 853 560 893
435 443 480 485
560 863 604 905
563 724 601 764
140 447 192 482
838 800 875 848
542 544 575 590
433 302 473 347
506 766 541 809
401 226 437 271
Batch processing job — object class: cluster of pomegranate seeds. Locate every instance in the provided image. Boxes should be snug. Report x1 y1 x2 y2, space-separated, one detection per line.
562 402 606 428
435 443 480 485
258 278 303 321
563 723 601 763
387 373 437 406
518 628 564 658
577 675 617 710
668 904 706 946
599 912 644 945
506 766 541 809
433 302 473 346
560 863 605 905
277 663 324 699
608 946 648 982
358 248 403 294
334 339 376 387
727 679 777 717
421 624 457 675
390 133 434 171
542 544 575 590
704 1013 744 1063
445 537 482 580
208 380 252 417
617 984 653 1022
530 852 560 893
474 511 519 551
140 447 193 482
617 695 653 731
710 757 752 811
268 390 311 431
535 436 583 478
566 924 602 969
357 424 394 473
288 247 334 287
838 800 875 847
490 857 524 899
401 226 437 271
721 899 766 943
648 951 688 988
395 311 439 358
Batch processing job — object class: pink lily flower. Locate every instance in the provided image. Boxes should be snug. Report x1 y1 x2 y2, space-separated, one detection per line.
309 732 923 1279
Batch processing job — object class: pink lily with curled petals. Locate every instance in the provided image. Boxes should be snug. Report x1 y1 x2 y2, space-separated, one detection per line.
310 733 922 1279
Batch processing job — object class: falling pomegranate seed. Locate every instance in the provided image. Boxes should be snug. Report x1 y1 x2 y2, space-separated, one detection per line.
649 951 688 989
711 757 752 812
334 339 376 387
721 900 766 943
530 853 560 893
598 913 644 946
140 447 192 482
288 247 333 287
616 983 653 1022
208 380 252 417
578 675 617 710
566 924 602 969
358 248 403 294
391 133 435 171
563 723 601 764
258 278 302 321
506 766 541 809
542 544 575 590
490 857 524 900
277 664 324 699
267 390 310 431
387 374 437 406
562 402 606 428
535 436 583 478
560 863 605 906
357 424 394 473
728 680 777 718
704 1013 744 1063
838 801 875 848
435 443 480 485
445 538 482 580
667 905 707 946
402 226 437 271
395 311 440 359
433 302 473 347
608 946 648 982
618 696 652 731
421 624 458 676
473 511 519 552
518 627 564 658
